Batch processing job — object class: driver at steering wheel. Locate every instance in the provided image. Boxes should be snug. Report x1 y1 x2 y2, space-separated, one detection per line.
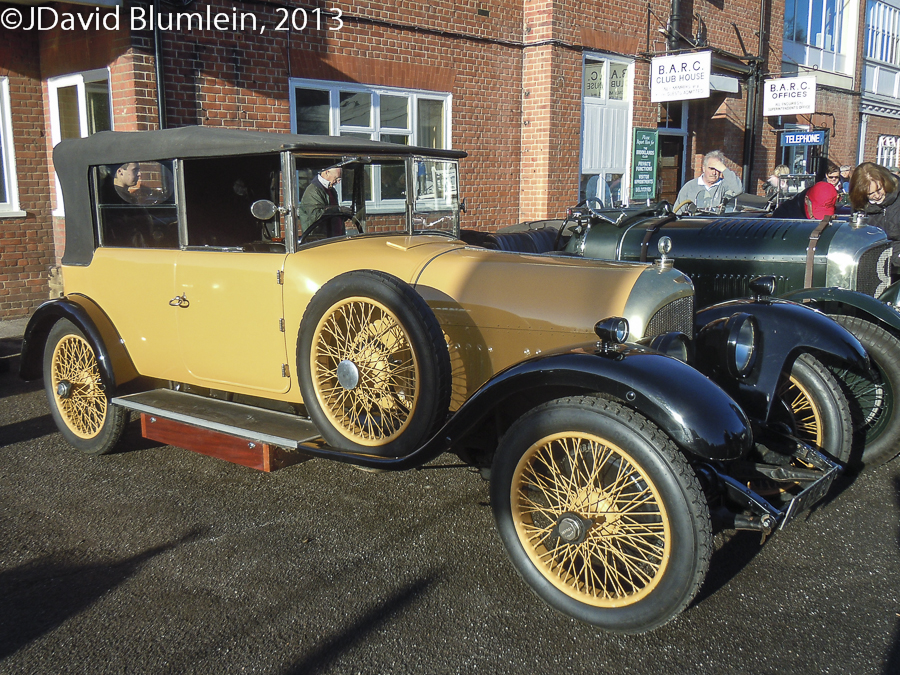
299 166 345 237
674 150 743 214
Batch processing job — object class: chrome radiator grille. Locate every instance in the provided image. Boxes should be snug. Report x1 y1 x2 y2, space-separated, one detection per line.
644 296 694 338
856 242 893 297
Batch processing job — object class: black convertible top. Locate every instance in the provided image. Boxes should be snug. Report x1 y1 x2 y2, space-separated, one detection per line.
54 126 467 265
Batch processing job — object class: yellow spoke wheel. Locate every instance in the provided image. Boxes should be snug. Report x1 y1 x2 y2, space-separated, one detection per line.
310 296 420 446
42 319 127 455
511 432 671 607
50 332 108 438
297 271 451 457
491 397 710 634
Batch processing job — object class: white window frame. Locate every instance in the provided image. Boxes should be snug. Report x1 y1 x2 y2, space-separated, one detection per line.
0 77 24 217
288 78 452 149
290 79 452 212
784 0 851 75
878 135 900 168
580 54 634 206
48 68 112 216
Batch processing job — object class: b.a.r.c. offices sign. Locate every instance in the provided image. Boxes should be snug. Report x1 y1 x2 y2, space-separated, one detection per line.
763 76 817 116
650 51 711 102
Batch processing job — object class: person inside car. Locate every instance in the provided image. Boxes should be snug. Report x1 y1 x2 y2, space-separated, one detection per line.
299 166 344 237
674 150 743 214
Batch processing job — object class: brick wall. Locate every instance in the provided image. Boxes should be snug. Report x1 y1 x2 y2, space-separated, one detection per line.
0 29 54 319
862 114 900 165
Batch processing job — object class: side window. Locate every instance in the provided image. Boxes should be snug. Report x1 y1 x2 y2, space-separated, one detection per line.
183 155 283 251
94 160 178 248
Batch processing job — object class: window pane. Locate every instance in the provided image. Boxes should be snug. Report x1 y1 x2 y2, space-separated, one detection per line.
296 88 330 135
417 99 444 149
811 1 824 48
340 91 371 127
381 95 408 129
381 134 409 145
0 130 7 203
57 85 81 140
584 62 604 98
340 131 373 140
785 0 796 42
794 0 810 44
608 64 627 100
381 162 407 201
85 81 111 135
96 160 179 248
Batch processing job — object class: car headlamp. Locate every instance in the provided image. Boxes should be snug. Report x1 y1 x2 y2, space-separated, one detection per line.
727 314 758 378
594 317 629 345
649 332 692 363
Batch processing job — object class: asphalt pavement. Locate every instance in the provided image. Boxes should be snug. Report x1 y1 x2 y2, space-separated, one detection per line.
1 322 899 675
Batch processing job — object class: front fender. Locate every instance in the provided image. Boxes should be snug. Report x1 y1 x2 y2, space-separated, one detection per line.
20 295 139 393
781 285 900 334
440 346 752 462
695 298 868 421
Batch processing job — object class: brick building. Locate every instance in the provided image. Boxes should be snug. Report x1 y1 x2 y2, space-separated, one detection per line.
1 0 898 318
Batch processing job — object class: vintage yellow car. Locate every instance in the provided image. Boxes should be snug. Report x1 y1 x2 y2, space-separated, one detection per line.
20 127 866 633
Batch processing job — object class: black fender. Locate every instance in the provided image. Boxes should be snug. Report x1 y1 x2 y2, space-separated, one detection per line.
285 344 753 471
436 346 752 461
20 295 139 393
694 298 868 421
781 286 900 334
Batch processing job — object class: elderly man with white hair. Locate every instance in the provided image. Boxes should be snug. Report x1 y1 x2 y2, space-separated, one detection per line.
674 150 743 213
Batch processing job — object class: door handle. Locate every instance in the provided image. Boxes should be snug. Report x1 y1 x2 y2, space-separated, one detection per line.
169 294 189 308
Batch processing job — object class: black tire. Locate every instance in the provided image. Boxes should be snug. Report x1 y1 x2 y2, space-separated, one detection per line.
826 315 900 469
297 270 451 456
490 396 711 634
773 353 853 463
42 319 127 455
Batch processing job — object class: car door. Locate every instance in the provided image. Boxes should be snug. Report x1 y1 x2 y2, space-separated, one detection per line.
174 155 290 394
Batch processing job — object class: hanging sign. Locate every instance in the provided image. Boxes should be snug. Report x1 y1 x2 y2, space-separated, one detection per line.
631 128 659 201
781 130 826 146
650 51 711 103
763 76 817 116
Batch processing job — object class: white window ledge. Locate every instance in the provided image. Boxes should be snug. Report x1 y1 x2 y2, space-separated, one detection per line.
0 209 27 218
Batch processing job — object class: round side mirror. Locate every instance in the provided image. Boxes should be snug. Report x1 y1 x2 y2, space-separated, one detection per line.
251 199 278 221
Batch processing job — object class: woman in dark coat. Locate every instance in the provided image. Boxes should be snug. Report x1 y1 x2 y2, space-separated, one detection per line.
849 162 900 241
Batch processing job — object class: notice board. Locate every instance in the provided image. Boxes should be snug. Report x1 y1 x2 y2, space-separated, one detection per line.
631 128 658 202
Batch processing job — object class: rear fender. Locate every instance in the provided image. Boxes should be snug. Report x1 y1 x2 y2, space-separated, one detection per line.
695 298 868 421
441 346 752 462
20 295 139 393
781 286 900 334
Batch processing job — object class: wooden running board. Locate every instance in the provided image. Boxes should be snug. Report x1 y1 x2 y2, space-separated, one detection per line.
113 389 320 472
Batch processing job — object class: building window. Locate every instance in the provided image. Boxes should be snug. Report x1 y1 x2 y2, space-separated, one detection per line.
48 69 112 215
785 0 843 52
581 57 632 206
290 79 452 149
866 1 900 65
0 77 23 216
878 135 900 169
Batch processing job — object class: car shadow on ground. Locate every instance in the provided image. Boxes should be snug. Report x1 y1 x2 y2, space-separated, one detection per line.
693 529 762 607
283 571 441 674
0 414 57 448
0 528 206 660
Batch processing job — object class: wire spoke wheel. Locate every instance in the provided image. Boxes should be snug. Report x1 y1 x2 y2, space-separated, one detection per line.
298 270 451 456
512 432 671 607
51 332 108 438
42 319 126 455
311 296 419 445
776 373 823 448
491 397 709 633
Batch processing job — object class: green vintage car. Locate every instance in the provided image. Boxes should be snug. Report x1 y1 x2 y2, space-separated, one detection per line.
477 200 900 469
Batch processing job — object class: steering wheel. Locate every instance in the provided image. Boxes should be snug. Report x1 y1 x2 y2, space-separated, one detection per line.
298 207 364 246
672 199 696 216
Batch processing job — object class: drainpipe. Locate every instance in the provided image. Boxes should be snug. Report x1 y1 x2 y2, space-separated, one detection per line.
668 0 681 51
741 0 768 192
153 0 167 129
